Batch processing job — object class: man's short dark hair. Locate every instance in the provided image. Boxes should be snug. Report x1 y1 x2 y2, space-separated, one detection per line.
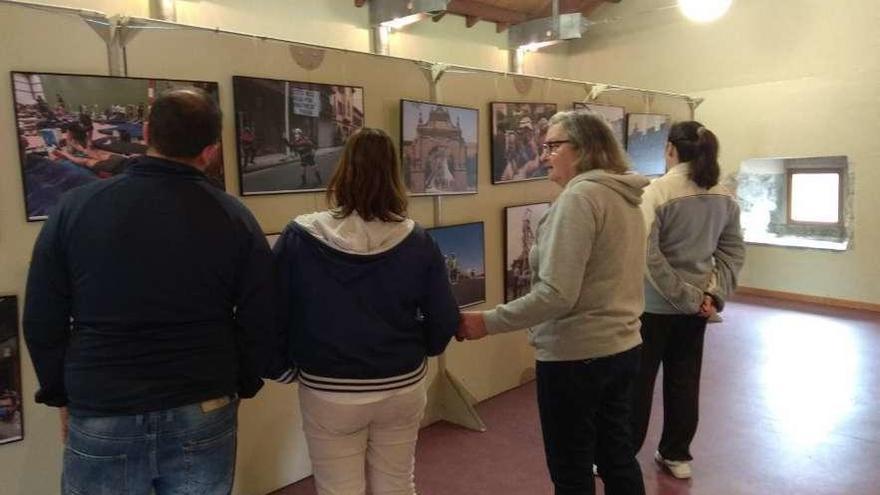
148 88 221 158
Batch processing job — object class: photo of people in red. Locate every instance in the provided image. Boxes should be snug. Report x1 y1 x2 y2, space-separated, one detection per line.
490 102 557 184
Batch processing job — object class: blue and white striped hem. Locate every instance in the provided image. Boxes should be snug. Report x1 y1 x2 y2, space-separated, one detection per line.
299 360 428 393
273 367 299 384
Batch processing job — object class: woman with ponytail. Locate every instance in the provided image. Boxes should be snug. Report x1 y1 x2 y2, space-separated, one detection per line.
631 121 745 479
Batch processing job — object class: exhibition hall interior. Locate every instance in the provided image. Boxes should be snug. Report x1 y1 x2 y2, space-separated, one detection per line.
0 0 877 494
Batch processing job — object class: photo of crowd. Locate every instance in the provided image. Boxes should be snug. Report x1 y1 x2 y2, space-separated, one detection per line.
233 76 364 195
11 72 224 221
490 102 557 184
0 296 22 446
426 222 486 308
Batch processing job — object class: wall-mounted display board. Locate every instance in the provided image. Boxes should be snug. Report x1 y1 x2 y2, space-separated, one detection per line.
426 222 486 308
233 76 364 195
490 102 556 184
573 102 627 148
503 202 551 303
0 295 23 446
10 72 224 221
626 112 671 177
400 100 478 196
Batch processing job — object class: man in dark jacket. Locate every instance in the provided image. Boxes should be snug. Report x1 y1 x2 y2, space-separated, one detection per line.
24 88 274 495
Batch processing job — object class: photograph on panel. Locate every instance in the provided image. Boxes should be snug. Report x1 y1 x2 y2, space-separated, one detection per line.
400 100 478 196
0 296 23 445
426 222 486 308
626 113 671 177
573 102 627 148
233 76 364 195
504 202 551 303
11 72 224 221
490 102 557 184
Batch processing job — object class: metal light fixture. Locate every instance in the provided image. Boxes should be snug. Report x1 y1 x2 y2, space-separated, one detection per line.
369 0 450 30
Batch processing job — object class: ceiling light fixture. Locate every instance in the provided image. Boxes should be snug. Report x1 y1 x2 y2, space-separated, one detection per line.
678 0 733 23
380 13 429 30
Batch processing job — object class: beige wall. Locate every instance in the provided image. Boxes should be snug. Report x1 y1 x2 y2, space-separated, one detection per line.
568 0 880 304
0 2 694 494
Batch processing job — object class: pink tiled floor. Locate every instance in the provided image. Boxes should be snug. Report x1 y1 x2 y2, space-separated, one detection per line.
272 295 880 494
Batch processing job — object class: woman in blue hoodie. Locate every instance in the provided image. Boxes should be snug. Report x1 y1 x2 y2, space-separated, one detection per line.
270 128 460 495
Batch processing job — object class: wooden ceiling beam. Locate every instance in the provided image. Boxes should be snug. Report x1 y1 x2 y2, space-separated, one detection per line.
495 22 509 33
465 15 480 27
445 0 528 24
354 0 367 8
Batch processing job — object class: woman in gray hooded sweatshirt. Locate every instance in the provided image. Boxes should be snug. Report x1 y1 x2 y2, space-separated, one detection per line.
460 111 648 495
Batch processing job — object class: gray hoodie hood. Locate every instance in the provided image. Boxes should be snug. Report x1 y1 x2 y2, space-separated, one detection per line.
294 210 415 255
566 169 650 207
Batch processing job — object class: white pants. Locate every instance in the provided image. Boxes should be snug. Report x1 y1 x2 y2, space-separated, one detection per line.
299 385 427 495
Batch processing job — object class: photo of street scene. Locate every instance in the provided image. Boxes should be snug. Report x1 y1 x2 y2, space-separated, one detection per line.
0 296 23 446
504 202 551 303
491 102 556 184
627 113 671 177
233 76 364 195
401 100 478 196
426 222 486 308
11 72 223 221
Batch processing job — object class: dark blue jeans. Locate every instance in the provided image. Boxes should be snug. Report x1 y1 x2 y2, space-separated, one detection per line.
63 397 238 495
537 347 645 495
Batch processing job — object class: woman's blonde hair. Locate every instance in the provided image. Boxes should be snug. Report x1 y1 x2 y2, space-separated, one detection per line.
549 110 630 174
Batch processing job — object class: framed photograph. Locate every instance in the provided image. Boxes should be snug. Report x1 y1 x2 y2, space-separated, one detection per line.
233 76 364 195
626 113 671 177
10 72 225 221
0 296 23 445
573 102 626 147
504 202 551 303
400 100 478 196
490 102 557 184
426 222 486 308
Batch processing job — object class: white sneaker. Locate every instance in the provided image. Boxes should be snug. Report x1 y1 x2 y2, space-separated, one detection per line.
654 451 691 479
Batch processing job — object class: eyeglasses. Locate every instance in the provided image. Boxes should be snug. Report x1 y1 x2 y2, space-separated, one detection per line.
541 140 570 155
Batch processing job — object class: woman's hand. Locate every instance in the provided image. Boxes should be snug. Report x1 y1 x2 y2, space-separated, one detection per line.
456 312 488 341
698 294 717 318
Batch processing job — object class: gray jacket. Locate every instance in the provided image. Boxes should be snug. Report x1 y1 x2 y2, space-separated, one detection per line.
642 162 745 314
484 169 649 361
